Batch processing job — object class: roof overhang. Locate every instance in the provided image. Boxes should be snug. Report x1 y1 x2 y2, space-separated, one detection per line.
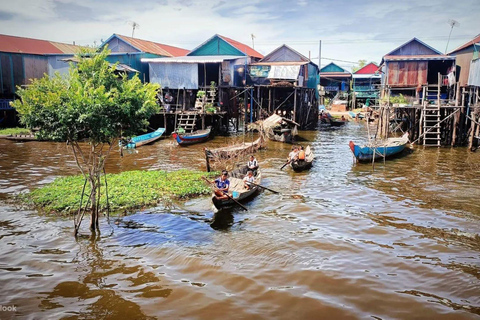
352 74 382 79
252 61 309 66
320 72 352 78
383 55 456 62
142 55 245 63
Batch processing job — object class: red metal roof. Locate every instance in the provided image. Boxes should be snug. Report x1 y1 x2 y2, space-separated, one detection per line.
354 62 379 74
0 34 80 55
449 34 480 54
218 35 263 59
116 34 189 57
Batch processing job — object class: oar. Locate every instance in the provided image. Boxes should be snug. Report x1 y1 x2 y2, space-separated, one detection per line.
246 181 279 194
280 160 291 170
201 177 248 211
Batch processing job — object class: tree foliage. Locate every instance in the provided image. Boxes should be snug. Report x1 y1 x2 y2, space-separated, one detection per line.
12 47 160 234
12 47 160 142
351 59 368 73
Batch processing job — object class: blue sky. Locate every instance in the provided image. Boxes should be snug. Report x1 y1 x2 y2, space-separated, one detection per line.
0 0 479 71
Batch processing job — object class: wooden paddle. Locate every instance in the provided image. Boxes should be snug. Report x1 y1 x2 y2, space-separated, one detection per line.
280 160 291 170
246 181 279 194
201 177 248 211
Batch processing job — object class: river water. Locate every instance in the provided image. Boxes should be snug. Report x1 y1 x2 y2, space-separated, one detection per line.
0 122 479 319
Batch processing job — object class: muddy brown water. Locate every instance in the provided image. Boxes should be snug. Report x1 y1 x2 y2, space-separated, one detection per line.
0 122 479 319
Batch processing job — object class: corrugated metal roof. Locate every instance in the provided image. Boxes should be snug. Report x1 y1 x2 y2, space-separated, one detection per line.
449 34 480 54
142 55 245 63
252 61 308 66
354 62 379 74
320 72 352 78
0 34 83 55
384 55 455 61
115 34 189 57
218 35 263 59
50 41 84 54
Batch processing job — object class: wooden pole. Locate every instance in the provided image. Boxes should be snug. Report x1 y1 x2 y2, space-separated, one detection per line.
293 87 297 122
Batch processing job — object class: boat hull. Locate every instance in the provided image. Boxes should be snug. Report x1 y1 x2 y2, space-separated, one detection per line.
123 128 165 149
349 133 409 162
291 160 313 172
173 128 211 146
211 170 262 210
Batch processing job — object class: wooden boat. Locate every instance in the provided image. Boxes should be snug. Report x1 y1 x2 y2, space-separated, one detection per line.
349 132 409 162
329 118 347 127
290 145 314 172
121 128 165 149
349 111 365 119
204 136 266 172
173 127 211 146
212 169 262 210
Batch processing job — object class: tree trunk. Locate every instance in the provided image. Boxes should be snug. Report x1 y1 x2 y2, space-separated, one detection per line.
89 178 98 231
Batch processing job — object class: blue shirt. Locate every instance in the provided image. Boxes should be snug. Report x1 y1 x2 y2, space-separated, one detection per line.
215 178 230 191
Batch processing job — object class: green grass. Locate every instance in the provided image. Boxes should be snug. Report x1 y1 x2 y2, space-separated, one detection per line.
27 169 218 214
0 127 31 135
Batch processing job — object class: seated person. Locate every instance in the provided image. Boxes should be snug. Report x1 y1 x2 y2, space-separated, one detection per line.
213 170 230 199
288 146 299 162
243 170 255 189
247 155 259 174
298 146 305 160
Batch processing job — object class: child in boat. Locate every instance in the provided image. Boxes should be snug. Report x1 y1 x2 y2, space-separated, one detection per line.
213 170 230 199
298 146 305 160
288 146 299 162
243 170 255 189
247 155 258 175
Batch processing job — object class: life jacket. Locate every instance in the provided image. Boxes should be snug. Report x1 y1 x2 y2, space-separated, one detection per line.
298 150 305 160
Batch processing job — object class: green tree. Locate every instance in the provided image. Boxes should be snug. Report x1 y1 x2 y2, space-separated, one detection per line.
12 47 160 234
352 59 368 73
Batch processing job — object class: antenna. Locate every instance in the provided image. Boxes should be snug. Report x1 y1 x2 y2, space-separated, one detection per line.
251 34 256 49
445 19 459 53
127 21 140 38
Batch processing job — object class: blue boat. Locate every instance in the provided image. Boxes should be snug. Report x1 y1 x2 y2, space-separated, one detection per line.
122 128 165 149
349 111 365 119
349 133 409 162
172 127 211 146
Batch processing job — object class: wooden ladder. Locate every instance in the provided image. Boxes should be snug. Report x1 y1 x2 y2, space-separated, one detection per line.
177 113 197 133
422 77 441 146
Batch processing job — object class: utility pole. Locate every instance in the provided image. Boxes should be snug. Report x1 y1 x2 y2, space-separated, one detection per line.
318 40 322 70
251 34 256 49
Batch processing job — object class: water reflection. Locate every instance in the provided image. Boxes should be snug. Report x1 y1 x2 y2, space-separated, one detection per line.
210 210 234 231
0 123 480 318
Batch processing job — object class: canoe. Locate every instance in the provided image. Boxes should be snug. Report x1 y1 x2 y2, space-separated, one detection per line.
122 128 165 149
290 145 314 172
349 111 365 119
329 119 347 127
212 169 262 210
173 127 211 146
349 132 409 162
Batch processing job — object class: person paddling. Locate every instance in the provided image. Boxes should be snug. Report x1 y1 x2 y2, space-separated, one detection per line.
210 170 230 200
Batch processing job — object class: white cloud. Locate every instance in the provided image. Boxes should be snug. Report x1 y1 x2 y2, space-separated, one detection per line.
0 0 478 71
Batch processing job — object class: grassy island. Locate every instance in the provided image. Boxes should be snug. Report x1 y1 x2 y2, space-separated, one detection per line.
0 127 32 136
27 169 218 214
